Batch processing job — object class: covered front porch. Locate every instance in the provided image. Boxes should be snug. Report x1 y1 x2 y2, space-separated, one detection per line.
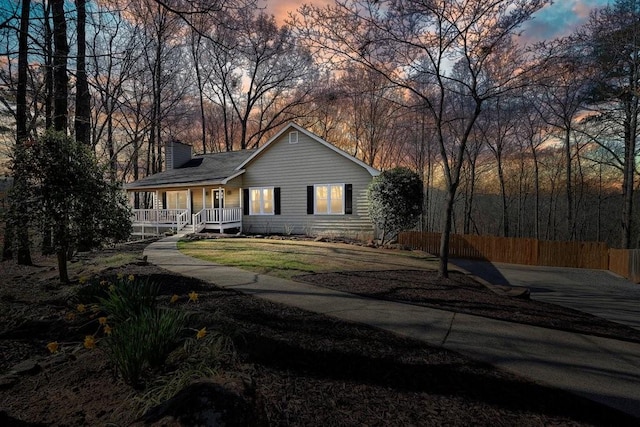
128 186 243 238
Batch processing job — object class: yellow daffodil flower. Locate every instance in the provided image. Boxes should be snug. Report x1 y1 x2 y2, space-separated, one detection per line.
108 284 116 292
79 276 88 285
77 304 86 313
98 317 108 325
196 327 207 340
170 294 179 304
188 291 198 303
84 335 96 349
65 312 76 321
128 274 135 282
117 273 124 279
103 325 112 335
46 342 59 354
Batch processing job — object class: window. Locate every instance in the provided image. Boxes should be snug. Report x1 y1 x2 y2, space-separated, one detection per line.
249 187 274 215
243 187 280 215
165 190 187 209
307 184 352 215
289 131 298 144
314 184 344 214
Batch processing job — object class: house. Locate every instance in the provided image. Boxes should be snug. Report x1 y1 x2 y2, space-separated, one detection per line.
126 123 380 238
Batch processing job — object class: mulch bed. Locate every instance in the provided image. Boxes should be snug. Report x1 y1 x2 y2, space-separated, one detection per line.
1 241 638 425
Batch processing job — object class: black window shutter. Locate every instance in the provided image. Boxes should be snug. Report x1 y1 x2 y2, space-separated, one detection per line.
307 186 314 214
345 184 353 214
274 187 281 215
162 192 167 209
243 189 249 215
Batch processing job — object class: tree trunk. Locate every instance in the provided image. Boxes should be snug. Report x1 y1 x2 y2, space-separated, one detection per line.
531 145 540 240
41 1 54 255
12 0 33 265
463 152 477 235
621 113 637 248
44 1 53 130
74 0 91 145
57 250 69 284
151 35 163 173
438 188 456 278
191 32 207 154
52 0 68 133
52 0 69 283
497 157 509 237
564 127 574 240
107 99 116 182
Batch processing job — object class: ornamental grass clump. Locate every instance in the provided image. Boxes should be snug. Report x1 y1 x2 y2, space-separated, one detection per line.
99 276 161 323
105 307 189 387
99 276 189 386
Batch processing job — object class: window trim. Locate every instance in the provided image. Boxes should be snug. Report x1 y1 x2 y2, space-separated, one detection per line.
249 186 275 215
165 190 188 210
289 131 299 144
314 183 345 215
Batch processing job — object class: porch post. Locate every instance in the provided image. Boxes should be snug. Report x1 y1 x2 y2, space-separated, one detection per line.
218 186 223 232
154 190 159 235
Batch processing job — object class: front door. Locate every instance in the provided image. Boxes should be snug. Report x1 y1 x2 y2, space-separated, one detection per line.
213 189 224 209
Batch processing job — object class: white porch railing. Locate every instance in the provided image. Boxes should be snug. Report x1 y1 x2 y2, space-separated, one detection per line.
133 207 242 236
132 209 190 233
192 207 242 233
176 210 189 231
192 210 205 233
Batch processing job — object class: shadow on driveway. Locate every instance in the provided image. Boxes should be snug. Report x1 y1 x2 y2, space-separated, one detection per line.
450 258 512 286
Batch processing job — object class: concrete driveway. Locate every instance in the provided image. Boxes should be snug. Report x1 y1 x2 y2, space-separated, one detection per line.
451 259 640 330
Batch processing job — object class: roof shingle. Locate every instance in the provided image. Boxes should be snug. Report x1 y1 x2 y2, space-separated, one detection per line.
125 150 256 190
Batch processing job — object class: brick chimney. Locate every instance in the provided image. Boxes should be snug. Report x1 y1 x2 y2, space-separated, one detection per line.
165 140 192 170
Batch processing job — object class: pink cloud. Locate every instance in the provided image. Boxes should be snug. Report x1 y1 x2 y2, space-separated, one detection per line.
262 0 334 24
572 0 603 19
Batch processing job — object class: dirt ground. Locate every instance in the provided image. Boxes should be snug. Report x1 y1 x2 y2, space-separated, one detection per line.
1 239 639 426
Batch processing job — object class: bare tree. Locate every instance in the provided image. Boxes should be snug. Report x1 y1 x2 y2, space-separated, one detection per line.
515 90 553 239
3 0 32 264
74 0 91 145
532 41 593 240
52 0 68 133
578 0 640 248
476 97 518 237
460 121 487 235
226 12 317 149
87 2 153 185
340 66 405 167
294 0 549 277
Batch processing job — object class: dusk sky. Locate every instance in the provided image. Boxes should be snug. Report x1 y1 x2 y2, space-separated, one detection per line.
263 0 613 42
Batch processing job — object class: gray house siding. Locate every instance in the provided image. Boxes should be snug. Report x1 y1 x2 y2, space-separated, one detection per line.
241 130 375 238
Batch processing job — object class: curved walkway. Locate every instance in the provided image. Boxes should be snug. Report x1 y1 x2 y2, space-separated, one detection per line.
145 235 640 420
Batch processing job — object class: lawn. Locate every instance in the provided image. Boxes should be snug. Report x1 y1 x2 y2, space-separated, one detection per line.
177 237 441 279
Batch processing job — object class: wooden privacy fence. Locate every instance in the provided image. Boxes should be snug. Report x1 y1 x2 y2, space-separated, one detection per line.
399 231 640 282
609 249 640 283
